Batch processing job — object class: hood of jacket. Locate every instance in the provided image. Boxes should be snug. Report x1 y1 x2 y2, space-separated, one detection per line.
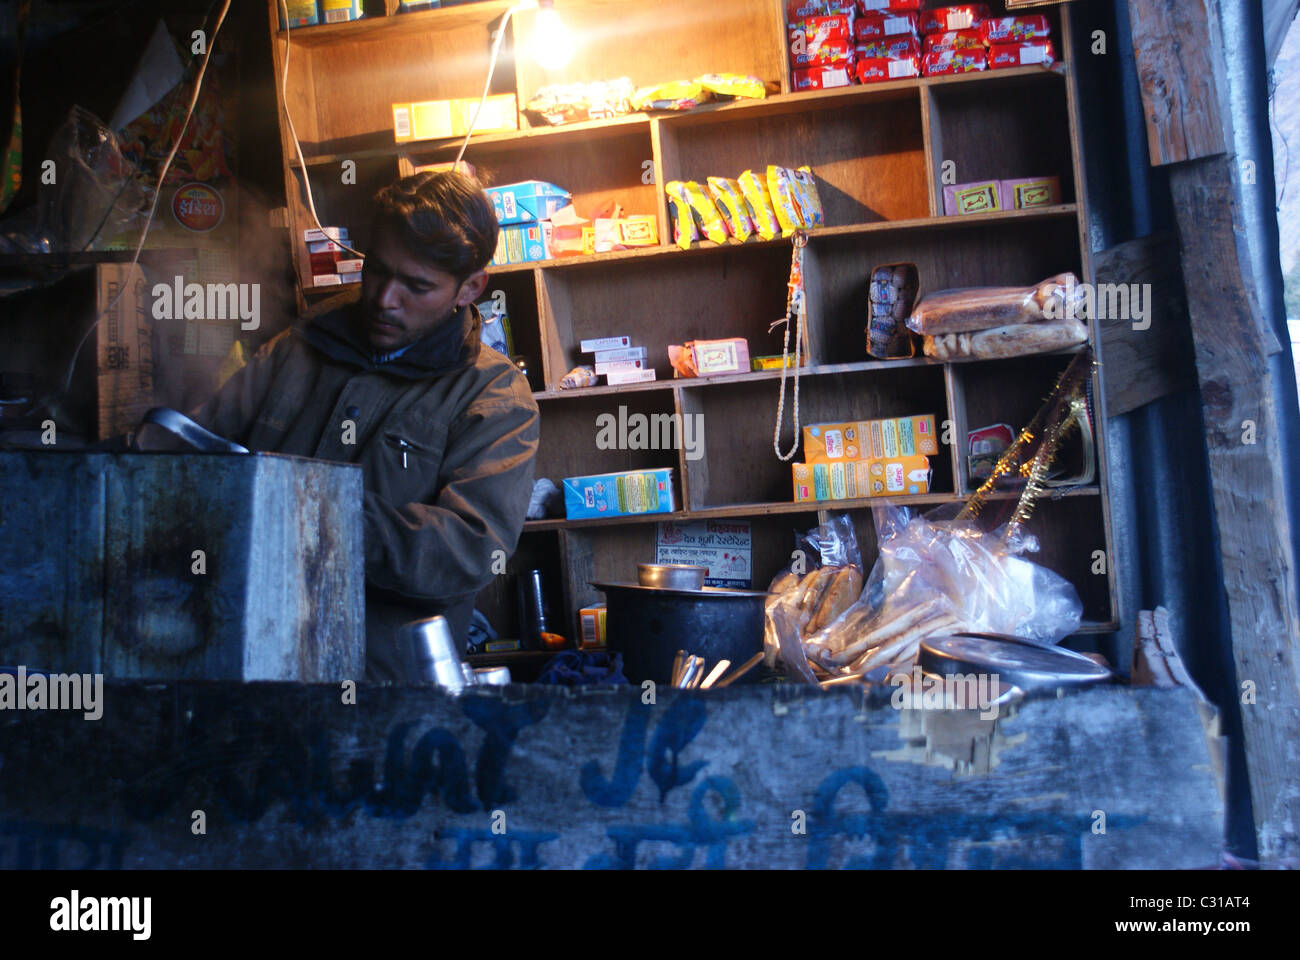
297 297 483 381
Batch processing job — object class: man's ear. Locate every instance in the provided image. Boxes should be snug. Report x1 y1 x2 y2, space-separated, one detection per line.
456 269 490 307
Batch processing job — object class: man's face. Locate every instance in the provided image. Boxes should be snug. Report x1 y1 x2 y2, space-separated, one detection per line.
360 219 487 352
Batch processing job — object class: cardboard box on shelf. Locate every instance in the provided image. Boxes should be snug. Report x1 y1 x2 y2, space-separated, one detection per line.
792 454 932 502
803 414 938 463
581 336 631 352
579 604 608 649
392 94 518 143
563 467 675 519
486 180 571 226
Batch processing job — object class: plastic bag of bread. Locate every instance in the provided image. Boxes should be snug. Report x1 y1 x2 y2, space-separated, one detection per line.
805 503 1083 684
922 316 1088 361
906 272 1085 336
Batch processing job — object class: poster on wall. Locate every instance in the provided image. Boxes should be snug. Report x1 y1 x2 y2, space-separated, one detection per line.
655 520 752 588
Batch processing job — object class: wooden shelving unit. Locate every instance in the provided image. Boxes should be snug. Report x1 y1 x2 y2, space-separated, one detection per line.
267 0 1119 645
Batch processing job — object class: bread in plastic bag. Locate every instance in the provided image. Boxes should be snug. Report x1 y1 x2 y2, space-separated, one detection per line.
906 272 1085 336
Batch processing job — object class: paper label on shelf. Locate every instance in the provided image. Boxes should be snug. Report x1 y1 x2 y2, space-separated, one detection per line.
656 520 752 588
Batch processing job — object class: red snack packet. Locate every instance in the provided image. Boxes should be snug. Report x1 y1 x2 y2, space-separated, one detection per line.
789 14 853 45
922 47 988 75
923 29 984 54
980 14 1052 44
857 0 921 10
920 4 991 35
791 36 855 67
856 36 921 60
856 54 921 83
988 39 1056 69
855 11 919 40
785 0 855 18
792 64 855 90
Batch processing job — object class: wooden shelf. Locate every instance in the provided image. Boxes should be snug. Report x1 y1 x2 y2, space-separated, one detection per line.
276 1 513 48
268 0 1119 636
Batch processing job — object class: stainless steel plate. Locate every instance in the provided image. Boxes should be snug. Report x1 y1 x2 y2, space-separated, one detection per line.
919 633 1112 692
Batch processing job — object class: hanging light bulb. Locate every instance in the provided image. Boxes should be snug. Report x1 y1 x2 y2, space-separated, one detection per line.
531 0 573 71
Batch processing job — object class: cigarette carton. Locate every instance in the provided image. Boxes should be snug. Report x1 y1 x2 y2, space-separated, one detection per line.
581 336 632 352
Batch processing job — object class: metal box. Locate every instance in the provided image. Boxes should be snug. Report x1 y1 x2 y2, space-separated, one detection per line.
0 452 365 681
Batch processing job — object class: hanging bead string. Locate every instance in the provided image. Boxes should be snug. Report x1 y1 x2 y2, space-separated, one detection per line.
773 230 807 461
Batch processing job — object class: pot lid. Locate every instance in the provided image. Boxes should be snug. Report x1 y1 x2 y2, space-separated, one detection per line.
918 633 1112 691
589 580 772 599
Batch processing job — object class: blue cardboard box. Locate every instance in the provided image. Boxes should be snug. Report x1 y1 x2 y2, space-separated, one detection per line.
563 468 675 519
487 180 571 226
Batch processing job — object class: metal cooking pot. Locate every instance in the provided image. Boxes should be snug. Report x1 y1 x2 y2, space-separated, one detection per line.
590 581 768 686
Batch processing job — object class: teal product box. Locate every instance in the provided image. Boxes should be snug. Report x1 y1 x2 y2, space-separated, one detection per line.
279 1 320 28
491 221 553 265
486 181 571 226
563 468 675 520
318 1 363 23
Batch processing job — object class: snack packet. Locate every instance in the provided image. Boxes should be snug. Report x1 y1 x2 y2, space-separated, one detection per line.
738 169 781 240
791 166 824 228
697 73 768 100
706 176 755 242
767 165 804 236
664 180 728 248
632 80 709 112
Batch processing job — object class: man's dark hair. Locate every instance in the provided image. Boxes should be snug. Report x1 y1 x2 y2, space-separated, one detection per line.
371 171 499 280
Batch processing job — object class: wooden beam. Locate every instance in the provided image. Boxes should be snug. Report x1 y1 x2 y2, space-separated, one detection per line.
1128 0 1228 164
1129 0 1300 863
1093 233 1197 415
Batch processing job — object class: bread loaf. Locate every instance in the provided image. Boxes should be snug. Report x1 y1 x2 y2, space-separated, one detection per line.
922 316 1088 360
907 272 1081 336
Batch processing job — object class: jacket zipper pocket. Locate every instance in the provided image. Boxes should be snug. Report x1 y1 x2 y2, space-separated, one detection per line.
383 432 434 469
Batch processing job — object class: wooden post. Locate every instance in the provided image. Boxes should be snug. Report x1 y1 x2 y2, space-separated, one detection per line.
1129 0 1300 862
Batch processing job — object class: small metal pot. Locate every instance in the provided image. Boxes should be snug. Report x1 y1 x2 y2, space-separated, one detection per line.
398 615 469 692
637 563 707 590
591 581 767 686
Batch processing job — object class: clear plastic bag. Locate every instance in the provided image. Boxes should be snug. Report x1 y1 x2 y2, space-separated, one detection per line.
782 503 1083 684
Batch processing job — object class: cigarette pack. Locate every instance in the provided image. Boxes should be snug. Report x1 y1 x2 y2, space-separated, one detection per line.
579 604 608 649
943 179 1002 215
920 4 990 35
581 336 632 352
854 11 919 40
339 272 361 284
336 258 364 274
856 54 921 83
988 40 1057 69
593 347 646 362
980 14 1051 44
858 0 921 10
304 227 349 243
485 180 571 226
604 368 657 385
563 467 675 519
594 358 647 375
308 238 347 254
855 36 921 60
312 274 342 287
1001 175 1061 208
922 47 988 75
791 65 854 90
923 29 984 53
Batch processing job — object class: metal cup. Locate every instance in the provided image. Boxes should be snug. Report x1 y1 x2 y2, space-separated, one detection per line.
474 666 512 686
399 615 468 693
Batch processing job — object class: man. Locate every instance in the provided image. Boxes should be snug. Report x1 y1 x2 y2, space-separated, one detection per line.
185 171 539 682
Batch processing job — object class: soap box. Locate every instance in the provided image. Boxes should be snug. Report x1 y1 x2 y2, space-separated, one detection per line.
486 180 572 226
564 468 675 519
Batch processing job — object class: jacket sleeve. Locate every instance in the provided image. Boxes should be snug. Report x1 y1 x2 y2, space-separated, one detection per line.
362 374 540 602
184 331 292 445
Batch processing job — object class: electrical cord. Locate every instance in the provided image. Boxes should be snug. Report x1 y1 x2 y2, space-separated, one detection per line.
455 2 531 167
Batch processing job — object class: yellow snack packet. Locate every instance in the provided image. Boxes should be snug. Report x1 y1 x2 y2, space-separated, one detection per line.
665 181 699 251
632 81 708 111
792 166 825 228
738 169 780 241
696 73 768 100
767 164 803 237
706 176 754 242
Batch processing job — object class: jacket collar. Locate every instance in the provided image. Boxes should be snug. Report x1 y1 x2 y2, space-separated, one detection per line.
298 299 482 380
